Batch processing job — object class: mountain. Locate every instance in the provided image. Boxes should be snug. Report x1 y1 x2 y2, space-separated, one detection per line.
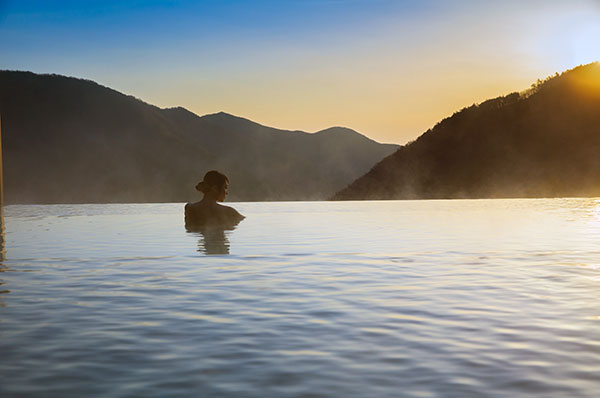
0 71 397 204
333 63 600 200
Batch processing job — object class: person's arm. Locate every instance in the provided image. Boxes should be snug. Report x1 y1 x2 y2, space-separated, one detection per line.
184 203 195 228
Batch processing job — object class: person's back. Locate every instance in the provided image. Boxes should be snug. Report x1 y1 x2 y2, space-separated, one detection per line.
185 201 244 228
184 170 244 230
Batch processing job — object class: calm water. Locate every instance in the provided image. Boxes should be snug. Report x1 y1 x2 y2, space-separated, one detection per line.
1 199 599 397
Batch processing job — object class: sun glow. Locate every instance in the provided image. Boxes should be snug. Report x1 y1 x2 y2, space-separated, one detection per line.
568 62 600 98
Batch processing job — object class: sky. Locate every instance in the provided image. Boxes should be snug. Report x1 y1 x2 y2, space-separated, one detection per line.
1 0 599 144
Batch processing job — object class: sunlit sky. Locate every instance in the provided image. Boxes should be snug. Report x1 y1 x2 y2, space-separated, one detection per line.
1 0 599 144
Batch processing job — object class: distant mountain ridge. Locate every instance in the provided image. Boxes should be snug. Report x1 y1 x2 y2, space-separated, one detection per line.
0 70 398 204
333 63 600 200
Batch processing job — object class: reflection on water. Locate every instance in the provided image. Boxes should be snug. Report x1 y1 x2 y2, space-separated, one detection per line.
567 198 600 221
188 225 237 255
0 204 4 262
185 216 242 255
0 206 6 307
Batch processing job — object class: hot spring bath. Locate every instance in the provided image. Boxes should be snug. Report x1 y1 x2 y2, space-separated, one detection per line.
1 199 599 397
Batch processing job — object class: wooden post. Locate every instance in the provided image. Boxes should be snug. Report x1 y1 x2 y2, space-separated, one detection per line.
0 114 4 261
0 114 3 208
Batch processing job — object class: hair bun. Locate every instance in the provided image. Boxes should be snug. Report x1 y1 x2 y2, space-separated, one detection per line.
195 181 208 193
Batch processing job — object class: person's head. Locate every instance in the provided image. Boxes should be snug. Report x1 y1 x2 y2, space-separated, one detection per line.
196 170 229 202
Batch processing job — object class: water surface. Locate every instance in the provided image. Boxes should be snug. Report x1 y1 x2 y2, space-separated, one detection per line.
1 199 599 397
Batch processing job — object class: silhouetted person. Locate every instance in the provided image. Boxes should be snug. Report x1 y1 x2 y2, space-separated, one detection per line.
185 170 245 230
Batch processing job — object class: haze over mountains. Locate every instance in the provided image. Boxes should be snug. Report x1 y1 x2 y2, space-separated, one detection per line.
0 71 397 204
334 63 600 200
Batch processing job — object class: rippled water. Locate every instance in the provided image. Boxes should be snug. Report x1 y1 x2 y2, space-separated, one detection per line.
1 199 599 397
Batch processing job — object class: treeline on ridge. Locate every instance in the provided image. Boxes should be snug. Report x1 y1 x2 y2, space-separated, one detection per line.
333 63 600 200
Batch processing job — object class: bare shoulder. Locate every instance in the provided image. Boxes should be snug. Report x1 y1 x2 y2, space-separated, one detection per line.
185 202 243 228
185 202 206 228
222 204 245 221
185 202 200 215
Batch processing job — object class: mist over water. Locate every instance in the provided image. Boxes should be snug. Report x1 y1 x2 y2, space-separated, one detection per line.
1 199 599 397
